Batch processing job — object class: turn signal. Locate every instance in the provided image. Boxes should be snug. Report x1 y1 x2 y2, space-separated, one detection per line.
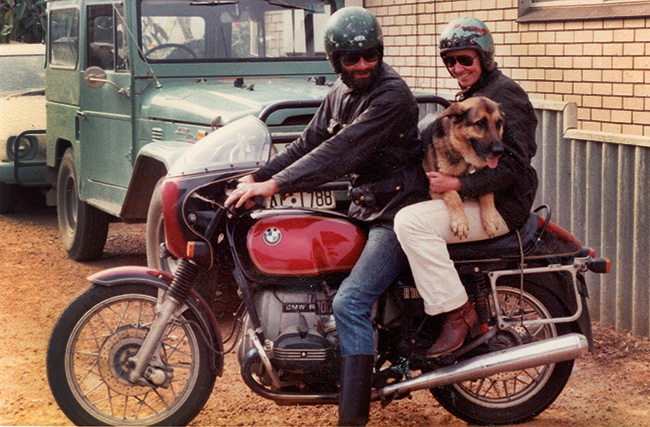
587 257 610 274
186 241 212 266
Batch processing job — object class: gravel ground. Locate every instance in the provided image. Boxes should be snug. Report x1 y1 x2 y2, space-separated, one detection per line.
1 192 649 426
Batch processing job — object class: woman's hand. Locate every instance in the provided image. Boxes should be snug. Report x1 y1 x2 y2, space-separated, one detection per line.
427 171 461 193
225 178 280 209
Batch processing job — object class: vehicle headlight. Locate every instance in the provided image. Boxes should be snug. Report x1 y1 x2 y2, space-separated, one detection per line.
7 135 38 160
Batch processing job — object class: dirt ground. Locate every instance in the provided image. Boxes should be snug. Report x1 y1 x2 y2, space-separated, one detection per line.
1 191 650 427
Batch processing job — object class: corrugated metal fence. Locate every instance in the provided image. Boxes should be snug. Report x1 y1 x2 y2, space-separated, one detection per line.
531 99 648 337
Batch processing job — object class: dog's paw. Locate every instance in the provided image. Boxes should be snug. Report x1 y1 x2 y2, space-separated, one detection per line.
451 217 470 239
481 214 501 238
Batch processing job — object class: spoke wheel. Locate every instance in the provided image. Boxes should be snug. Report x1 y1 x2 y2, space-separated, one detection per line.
47 284 216 426
431 282 575 425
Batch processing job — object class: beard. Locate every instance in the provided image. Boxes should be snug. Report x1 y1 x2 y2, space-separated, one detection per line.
340 62 380 93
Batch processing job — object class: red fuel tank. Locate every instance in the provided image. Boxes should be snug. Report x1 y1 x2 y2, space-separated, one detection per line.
247 214 366 276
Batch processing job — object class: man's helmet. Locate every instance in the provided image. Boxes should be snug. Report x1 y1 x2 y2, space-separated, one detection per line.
439 17 495 71
324 7 383 73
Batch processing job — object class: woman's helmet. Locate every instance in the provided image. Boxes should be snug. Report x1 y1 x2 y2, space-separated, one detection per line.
324 7 384 73
439 17 495 71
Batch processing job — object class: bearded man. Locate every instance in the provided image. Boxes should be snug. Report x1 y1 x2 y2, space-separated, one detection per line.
225 7 428 426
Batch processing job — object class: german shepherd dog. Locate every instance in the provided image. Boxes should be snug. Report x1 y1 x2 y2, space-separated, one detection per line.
422 96 505 239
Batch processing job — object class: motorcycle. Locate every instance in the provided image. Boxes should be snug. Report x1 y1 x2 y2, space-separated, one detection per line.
47 114 610 426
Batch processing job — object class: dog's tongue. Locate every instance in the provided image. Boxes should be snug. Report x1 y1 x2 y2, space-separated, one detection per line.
486 157 499 169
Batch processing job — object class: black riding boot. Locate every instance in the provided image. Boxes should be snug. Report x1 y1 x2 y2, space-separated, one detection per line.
338 354 374 426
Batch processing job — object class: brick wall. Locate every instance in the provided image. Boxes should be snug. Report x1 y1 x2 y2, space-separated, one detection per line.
364 0 650 137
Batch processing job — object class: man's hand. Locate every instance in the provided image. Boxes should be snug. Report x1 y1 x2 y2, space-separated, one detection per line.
238 174 255 184
427 171 461 193
224 178 280 209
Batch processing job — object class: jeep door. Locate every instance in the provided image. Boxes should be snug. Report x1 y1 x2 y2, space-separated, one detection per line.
78 3 133 215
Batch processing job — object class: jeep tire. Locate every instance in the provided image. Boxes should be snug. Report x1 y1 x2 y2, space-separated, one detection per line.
57 148 109 261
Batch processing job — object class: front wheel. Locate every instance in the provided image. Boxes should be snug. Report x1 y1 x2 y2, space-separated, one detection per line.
57 148 110 261
431 281 576 425
47 284 217 426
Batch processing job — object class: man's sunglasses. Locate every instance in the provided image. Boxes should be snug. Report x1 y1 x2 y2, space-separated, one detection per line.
442 54 477 67
340 48 380 66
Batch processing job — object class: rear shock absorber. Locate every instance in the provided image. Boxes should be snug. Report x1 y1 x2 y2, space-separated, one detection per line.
467 268 490 335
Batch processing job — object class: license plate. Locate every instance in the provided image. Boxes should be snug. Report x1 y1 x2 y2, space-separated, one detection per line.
267 190 336 209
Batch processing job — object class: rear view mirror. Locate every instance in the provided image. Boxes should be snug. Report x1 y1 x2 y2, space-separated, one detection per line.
82 66 107 89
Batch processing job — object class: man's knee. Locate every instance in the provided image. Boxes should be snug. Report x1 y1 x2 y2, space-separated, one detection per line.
332 290 348 319
333 287 367 321
394 205 416 240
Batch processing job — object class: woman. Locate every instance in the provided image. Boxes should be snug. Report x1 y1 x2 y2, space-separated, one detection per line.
394 16 538 358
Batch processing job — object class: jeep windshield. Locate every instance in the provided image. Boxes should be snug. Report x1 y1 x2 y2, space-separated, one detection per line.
139 0 335 62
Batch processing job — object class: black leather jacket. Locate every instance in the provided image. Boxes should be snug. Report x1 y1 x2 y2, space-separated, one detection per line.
253 62 429 223
456 68 539 230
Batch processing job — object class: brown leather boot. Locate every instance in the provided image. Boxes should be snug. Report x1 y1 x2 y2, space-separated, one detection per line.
426 300 481 358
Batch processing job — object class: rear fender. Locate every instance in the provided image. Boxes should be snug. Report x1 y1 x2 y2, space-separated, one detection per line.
88 265 224 375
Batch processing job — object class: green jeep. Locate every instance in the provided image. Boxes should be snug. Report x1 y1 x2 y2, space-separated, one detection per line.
46 0 347 262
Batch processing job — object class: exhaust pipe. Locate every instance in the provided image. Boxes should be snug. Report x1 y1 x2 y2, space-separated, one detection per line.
374 333 588 401
241 333 588 405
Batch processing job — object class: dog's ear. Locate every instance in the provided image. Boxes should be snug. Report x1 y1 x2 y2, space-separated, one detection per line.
437 101 469 125
431 115 448 139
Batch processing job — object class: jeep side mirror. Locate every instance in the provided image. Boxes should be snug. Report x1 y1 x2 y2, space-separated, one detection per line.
82 66 130 98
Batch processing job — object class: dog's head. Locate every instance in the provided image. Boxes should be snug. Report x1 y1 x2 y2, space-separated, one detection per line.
437 97 505 169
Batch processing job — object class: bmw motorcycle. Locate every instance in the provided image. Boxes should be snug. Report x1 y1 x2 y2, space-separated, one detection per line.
47 114 609 426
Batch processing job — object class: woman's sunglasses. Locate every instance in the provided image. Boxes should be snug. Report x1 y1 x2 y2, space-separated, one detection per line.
340 48 380 66
442 54 477 67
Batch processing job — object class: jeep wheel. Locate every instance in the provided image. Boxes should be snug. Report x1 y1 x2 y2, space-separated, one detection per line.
146 178 179 273
0 182 19 214
57 148 110 261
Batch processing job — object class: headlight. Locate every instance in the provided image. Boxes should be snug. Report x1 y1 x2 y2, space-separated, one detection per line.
7 135 38 160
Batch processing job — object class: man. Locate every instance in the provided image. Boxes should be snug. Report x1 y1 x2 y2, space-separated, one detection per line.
225 7 428 426
394 17 539 358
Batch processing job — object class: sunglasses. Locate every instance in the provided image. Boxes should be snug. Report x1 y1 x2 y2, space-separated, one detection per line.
442 54 477 67
340 48 380 66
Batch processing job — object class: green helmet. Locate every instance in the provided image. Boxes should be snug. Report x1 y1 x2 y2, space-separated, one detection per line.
324 7 383 73
439 17 495 71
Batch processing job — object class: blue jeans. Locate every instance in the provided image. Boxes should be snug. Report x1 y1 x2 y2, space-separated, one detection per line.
332 223 406 356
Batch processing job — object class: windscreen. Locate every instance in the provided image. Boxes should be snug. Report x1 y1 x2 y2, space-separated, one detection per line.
139 0 334 62
0 55 45 97
167 115 272 176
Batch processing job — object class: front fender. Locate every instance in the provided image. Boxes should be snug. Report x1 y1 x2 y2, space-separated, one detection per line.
88 265 224 375
88 265 174 287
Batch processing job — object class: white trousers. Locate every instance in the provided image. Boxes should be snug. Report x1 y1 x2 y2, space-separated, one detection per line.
394 199 509 316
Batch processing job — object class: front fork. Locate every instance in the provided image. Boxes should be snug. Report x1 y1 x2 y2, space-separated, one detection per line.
127 259 200 386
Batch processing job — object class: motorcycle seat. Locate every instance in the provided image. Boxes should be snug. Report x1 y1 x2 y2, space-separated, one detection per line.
447 212 540 261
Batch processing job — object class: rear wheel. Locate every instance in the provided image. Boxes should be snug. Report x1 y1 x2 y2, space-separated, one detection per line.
431 281 575 425
47 284 217 426
0 182 19 213
57 148 110 261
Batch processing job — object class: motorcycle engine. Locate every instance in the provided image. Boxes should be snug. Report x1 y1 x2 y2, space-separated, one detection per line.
238 287 339 381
